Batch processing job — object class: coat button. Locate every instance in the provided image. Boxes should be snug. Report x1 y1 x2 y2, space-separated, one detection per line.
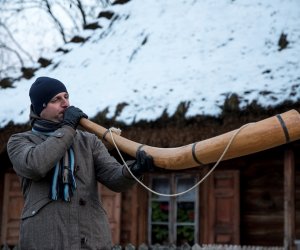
79 198 86 206
81 237 87 245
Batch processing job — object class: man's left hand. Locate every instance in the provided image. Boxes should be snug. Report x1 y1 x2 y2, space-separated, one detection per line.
129 150 155 177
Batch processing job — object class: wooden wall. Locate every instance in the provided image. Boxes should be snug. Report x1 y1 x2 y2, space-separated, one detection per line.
1 172 23 245
0 151 13 243
116 141 299 247
240 156 284 245
0 143 299 247
239 143 300 246
0 170 4 243
295 155 300 240
120 185 139 244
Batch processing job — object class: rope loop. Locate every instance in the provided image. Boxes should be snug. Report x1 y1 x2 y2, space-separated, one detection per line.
108 123 251 197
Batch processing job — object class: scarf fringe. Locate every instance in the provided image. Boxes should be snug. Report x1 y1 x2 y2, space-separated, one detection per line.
49 149 76 202
31 111 76 202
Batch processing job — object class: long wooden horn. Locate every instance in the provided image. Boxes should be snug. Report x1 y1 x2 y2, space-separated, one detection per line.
80 109 300 170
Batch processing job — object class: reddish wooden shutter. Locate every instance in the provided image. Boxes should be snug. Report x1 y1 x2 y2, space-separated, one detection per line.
1 172 23 245
207 170 240 244
98 184 121 244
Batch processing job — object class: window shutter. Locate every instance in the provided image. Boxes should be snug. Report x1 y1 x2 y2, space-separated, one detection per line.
1 172 23 245
98 184 121 244
207 170 240 244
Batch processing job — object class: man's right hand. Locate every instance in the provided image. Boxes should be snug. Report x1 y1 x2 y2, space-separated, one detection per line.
63 106 88 129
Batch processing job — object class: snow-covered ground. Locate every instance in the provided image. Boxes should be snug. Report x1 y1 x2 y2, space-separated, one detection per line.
0 0 299 127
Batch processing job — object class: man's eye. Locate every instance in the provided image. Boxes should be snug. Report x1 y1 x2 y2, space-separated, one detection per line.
50 98 58 103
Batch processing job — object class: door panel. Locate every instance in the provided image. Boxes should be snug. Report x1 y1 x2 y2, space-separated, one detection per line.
207 170 240 244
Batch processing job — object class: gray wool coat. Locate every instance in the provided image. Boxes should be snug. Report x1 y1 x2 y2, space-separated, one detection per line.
7 126 136 250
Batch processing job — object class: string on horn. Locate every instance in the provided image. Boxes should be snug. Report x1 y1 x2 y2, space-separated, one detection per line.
108 124 250 197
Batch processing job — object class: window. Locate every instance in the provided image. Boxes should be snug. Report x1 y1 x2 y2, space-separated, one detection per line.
148 174 199 245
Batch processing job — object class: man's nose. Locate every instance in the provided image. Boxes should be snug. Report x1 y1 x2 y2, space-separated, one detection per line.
61 97 69 107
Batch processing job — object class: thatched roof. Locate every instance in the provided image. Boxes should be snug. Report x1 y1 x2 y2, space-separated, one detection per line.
1 100 299 157
1 0 300 128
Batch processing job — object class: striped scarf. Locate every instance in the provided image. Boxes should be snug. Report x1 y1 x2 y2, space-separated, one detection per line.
30 106 77 202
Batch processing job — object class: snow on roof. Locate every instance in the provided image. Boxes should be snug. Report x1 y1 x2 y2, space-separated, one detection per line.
0 0 299 128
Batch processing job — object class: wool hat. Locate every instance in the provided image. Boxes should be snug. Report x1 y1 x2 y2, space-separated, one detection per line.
29 76 68 115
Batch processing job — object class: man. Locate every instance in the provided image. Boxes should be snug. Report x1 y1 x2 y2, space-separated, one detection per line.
7 76 154 250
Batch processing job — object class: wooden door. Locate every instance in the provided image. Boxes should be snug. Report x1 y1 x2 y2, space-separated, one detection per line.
98 184 121 244
1 172 23 245
207 170 240 244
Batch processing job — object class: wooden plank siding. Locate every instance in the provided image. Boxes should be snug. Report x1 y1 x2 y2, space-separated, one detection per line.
239 144 299 247
240 150 285 246
0 172 23 245
0 171 4 243
284 148 295 249
295 152 300 241
0 143 300 247
120 184 138 244
0 152 12 243
98 184 122 245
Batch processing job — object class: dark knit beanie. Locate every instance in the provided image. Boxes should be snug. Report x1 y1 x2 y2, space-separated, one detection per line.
29 76 68 115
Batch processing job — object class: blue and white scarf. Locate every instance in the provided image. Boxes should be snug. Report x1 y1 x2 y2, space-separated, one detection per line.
30 107 77 202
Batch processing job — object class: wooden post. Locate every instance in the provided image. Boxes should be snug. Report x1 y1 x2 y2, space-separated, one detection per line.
284 148 295 250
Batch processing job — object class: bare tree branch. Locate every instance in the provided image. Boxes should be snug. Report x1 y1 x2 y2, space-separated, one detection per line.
75 0 87 27
42 0 67 43
55 2 81 33
0 43 25 67
0 23 34 62
0 0 101 78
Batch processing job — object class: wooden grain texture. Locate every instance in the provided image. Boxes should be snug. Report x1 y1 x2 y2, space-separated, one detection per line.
284 149 295 250
80 109 300 170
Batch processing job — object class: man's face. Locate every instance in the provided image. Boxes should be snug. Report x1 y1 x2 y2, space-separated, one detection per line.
40 92 69 122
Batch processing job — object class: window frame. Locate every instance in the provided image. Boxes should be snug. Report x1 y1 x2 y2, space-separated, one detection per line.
147 173 199 245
